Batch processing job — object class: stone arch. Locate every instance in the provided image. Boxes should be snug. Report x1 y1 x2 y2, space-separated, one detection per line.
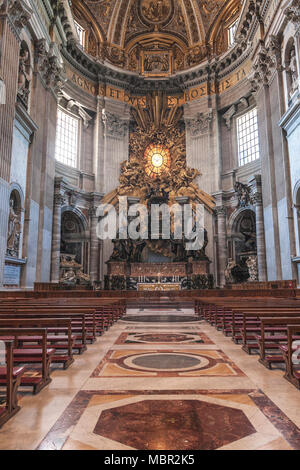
60 207 89 272
226 207 257 282
6 184 24 259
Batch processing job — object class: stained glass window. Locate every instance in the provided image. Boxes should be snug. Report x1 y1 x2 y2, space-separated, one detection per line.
144 143 171 179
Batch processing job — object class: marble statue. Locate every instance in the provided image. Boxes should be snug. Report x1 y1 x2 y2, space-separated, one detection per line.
7 198 21 257
246 255 258 281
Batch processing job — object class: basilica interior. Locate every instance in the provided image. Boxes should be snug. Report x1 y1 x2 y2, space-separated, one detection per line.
0 0 300 453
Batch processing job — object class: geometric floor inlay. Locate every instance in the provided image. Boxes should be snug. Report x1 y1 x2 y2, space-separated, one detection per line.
93 399 256 450
37 390 299 450
91 349 245 377
116 332 214 345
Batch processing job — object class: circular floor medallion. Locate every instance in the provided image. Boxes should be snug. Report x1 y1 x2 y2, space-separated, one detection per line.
123 352 209 372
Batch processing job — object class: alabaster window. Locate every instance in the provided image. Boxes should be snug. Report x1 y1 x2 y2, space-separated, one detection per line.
74 21 85 48
55 108 79 168
228 20 238 47
237 108 260 167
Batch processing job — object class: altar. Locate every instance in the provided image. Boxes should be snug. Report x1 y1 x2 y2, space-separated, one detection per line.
138 283 181 291
106 260 213 291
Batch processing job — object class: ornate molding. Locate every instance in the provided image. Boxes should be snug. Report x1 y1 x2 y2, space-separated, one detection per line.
284 0 300 35
234 182 253 208
223 105 237 130
34 38 47 67
38 45 66 92
269 34 283 71
214 206 227 217
250 43 276 91
8 0 32 35
102 110 129 139
185 111 213 137
53 193 66 207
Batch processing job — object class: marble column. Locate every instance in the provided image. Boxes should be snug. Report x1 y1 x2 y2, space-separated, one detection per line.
89 207 99 284
253 193 267 282
50 193 64 282
216 207 227 287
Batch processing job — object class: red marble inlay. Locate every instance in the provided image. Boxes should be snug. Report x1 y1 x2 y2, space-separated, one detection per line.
93 399 256 450
36 389 300 451
116 331 214 345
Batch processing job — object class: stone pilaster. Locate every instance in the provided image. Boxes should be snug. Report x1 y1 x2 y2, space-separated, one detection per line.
249 176 267 282
50 193 64 282
89 206 99 284
215 206 227 287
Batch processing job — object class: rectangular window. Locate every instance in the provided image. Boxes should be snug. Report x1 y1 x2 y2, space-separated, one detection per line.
55 109 79 168
74 21 85 47
228 20 238 47
237 108 260 166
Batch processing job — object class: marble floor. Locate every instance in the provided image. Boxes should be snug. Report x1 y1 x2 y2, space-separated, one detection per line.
0 307 300 450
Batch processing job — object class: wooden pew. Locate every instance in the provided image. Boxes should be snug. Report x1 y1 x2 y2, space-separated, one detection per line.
256 317 300 368
280 325 300 389
238 311 300 354
0 318 74 368
0 328 54 394
0 340 25 428
0 311 89 353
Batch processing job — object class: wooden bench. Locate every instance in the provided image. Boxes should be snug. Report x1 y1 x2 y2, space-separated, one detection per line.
0 340 25 428
0 318 74 368
0 311 89 353
0 328 54 394
256 317 300 369
280 325 300 389
238 311 300 354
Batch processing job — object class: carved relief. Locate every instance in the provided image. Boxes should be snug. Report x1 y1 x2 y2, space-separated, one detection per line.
8 0 32 34
185 111 213 137
287 46 299 99
102 110 129 138
284 0 300 35
142 50 171 76
196 0 226 30
39 48 65 91
182 0 199 43
140 0 173 24
250 45 275 91
17 42 31 108
234 182 253 208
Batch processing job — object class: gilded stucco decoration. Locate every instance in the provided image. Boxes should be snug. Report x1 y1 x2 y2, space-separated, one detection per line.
70 0 242 74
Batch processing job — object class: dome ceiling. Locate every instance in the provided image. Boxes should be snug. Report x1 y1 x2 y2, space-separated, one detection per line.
71 0 241 75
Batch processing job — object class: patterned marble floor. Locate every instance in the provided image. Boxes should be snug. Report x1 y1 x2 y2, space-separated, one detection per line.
1 307 300 450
